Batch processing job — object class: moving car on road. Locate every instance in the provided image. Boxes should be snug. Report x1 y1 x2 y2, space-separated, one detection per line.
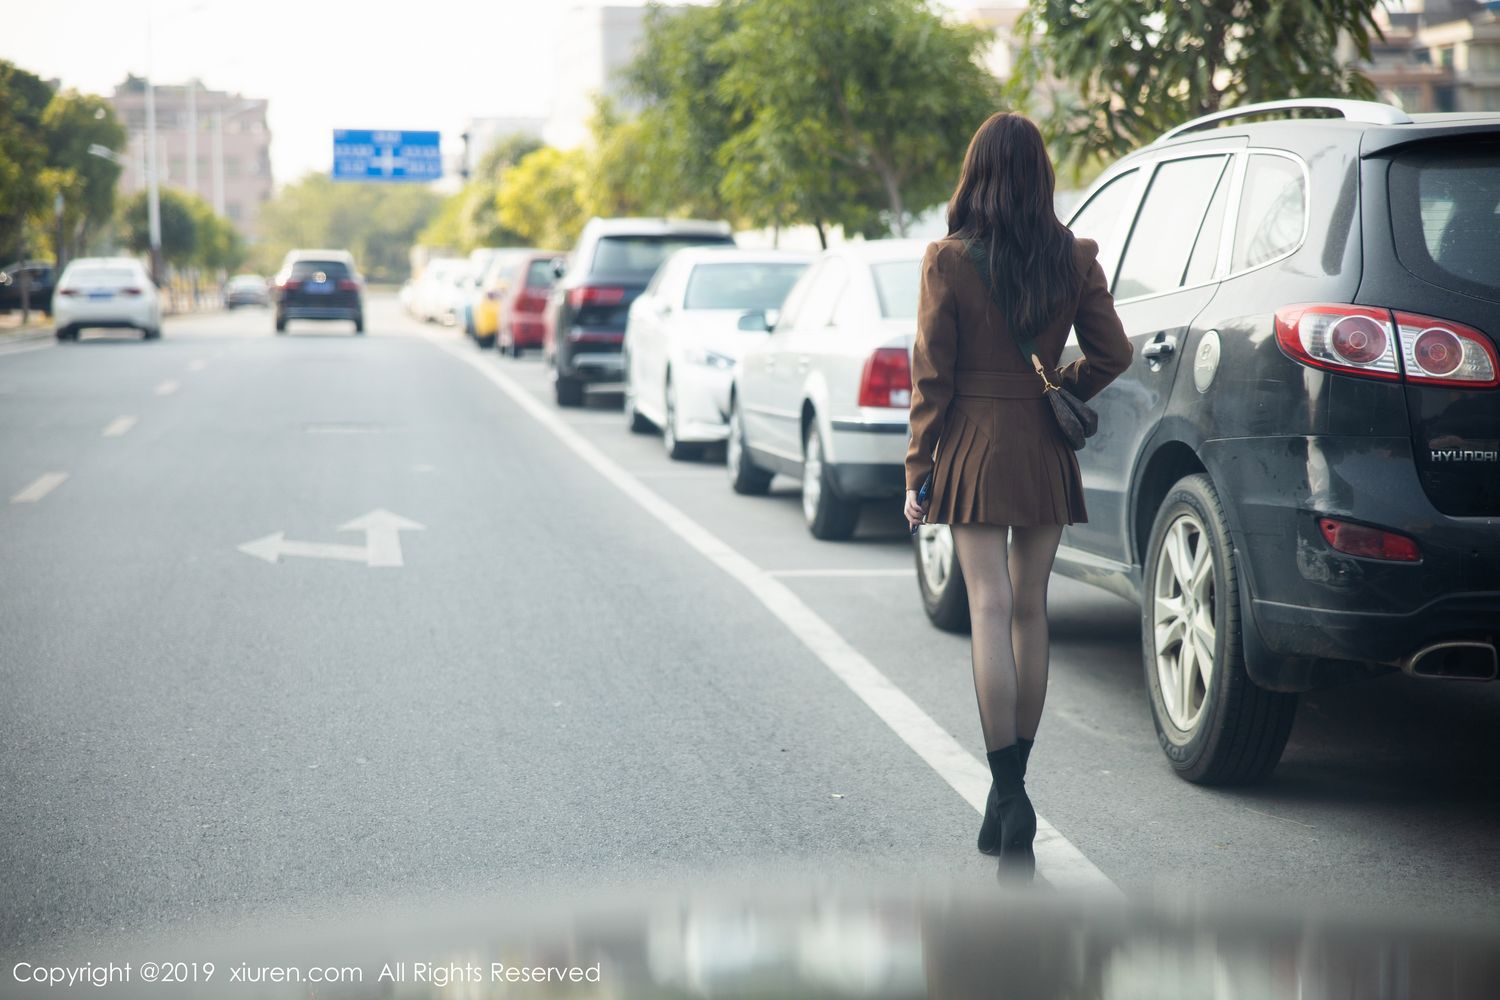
545 218 735 406
495 250 562 358
914 99 1500 785
624 247 810 459
272 250 363 334
727 240 922 540
52 257 161 341
223 274 269 308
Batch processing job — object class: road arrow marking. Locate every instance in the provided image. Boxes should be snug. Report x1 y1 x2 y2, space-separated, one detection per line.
238 509 425 567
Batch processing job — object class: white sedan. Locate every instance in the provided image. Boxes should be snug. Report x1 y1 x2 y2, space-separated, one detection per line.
623 247 811 459
52 257 162 341
727 240 922 540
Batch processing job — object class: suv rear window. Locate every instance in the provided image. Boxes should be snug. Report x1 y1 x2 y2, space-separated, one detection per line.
1389 143 1500 301
290 260 351 279
591 236 733 279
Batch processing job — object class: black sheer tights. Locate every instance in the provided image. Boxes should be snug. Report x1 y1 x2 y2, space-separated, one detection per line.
950 524 1064 752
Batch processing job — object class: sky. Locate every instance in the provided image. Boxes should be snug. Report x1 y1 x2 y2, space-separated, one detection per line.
4 0 991 188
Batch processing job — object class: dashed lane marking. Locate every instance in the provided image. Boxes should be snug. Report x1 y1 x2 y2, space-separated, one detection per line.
102 416 138 438
425 333 1116 893
10 472 69 504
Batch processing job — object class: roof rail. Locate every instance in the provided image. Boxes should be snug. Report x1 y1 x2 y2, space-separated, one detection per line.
1155 99 1413 143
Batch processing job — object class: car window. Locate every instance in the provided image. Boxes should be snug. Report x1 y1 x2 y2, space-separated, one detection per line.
291 260 351 279
1114 155 1230 300
1389 142 1500 301
683 262 807 311
525 259 556 289
774 260 821 331
870 259 921 319
1067 168 1139 284
1182 158 1236 287
66 268 137 286
1230 154 1306 271
590 235 733 280
793 257 849 330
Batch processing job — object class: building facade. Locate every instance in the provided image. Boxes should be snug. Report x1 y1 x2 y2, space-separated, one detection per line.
1366 0 1500 112
110 77 272 238
544 4 659 149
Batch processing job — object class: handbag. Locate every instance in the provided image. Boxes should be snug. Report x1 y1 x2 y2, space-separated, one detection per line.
962 240 1098 451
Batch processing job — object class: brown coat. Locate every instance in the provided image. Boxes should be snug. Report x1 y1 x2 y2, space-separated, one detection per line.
905 236 1133 526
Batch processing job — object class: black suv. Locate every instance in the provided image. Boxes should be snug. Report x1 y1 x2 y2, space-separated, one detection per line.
272 250 364 334
0 260 57 314
546 218 734 406
914 100 1500 785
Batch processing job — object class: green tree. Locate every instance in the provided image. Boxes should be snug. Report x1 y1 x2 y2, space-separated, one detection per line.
495 146 591 250
1013 0 1383 177
255 173 442 281
188 198 243 272
40 90 126 262
0 61 55 262
118 189 199 267
716 0 1000 237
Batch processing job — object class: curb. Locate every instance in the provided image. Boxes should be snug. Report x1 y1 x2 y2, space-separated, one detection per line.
0 325 53 345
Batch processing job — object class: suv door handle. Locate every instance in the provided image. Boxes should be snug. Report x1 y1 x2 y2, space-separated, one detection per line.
1142 340 1176 360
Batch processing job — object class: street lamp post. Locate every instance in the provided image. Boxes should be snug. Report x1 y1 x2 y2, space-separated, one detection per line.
144 20 163 284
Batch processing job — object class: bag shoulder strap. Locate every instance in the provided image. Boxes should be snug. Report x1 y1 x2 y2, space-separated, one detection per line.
962 239 1049 379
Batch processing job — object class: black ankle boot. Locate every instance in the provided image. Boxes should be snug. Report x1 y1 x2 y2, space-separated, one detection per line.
1018 737 1034 777
976 740 1035 854
975 745 1036 871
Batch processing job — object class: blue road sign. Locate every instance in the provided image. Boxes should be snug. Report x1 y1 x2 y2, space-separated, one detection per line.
331 129 442 182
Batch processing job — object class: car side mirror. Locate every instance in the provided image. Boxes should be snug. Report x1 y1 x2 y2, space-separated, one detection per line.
738 309 774 332
551 257 566 280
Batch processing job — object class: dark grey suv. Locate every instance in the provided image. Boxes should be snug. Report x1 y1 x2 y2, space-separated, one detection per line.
915 100 1500 785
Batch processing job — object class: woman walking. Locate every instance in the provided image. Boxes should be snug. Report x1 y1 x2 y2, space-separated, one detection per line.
904 112 1132 874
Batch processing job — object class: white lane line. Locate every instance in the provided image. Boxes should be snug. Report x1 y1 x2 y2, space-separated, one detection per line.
426 334 1115 892
10 472 69 504
102 415 138 438
154 379 180 396
188 359 208 371
770 568 916 578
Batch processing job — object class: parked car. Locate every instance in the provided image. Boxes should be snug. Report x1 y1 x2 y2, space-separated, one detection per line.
0 260 57 314
469 248 533 348
496 250 563 358
272 250 363 334
624 247 811 459
409 258 466 324
727 240 922 539
545 218 735 406
223 273 269 308
52 257 161 341
914 99 1500 785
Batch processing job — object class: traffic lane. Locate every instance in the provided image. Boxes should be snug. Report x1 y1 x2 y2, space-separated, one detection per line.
495 338 1500 916
0 309 994 954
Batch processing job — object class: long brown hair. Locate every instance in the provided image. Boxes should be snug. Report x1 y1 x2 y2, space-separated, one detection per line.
947 112 1077 341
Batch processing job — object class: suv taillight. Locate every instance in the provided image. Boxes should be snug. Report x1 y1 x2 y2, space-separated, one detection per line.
1275 305 1498 388
336 278 360 292
282 279 302 291
858 347 912 408
566 285 625 309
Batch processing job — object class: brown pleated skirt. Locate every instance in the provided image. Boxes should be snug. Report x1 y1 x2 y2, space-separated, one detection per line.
925 371 1088 527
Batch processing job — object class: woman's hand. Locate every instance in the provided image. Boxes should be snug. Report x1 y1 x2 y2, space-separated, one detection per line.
904 489 927 531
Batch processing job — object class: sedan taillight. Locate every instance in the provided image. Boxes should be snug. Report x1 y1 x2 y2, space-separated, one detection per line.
120 287 142 297
858 347 912 408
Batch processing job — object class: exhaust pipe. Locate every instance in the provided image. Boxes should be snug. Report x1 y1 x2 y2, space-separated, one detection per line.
1401 641 1498 681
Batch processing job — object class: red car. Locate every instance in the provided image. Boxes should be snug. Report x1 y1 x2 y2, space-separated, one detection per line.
497 250 561 358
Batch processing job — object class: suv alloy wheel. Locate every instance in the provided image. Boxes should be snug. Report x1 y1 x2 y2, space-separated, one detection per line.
1142 474 1297 784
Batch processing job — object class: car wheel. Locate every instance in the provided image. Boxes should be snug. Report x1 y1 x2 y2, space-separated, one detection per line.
623 360 653 433
663 376 700 461
510 343 524 359
915 524 971 633
1143 473 1297 785
801 418 860 541
555 373 584 407
142 326 161 340
54 325 75 341
275 315 286 333
353 316 364 335
476 334 495 349
726 394 772 495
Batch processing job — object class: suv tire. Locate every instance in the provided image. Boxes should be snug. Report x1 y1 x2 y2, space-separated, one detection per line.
802 418 860 541
1142 473 1296 785
726 394 772 495
275 315 286 333
915 525 970 633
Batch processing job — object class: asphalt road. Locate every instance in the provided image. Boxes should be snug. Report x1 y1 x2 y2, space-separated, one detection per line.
3 296 1497 958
